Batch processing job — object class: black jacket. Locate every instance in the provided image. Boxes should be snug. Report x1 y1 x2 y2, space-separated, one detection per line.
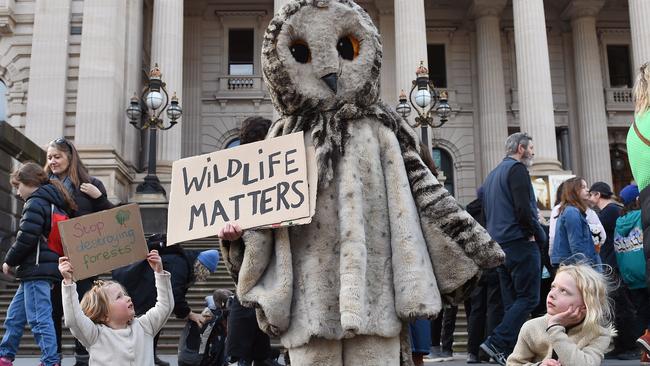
113 246 199 319
4 184 71 281
70 177 113 217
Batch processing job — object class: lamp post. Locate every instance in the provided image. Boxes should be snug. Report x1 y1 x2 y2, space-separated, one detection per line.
395 61 452 147
126 64 182 195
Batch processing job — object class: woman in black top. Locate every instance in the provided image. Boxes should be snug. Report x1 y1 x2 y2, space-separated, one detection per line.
45 138 113 366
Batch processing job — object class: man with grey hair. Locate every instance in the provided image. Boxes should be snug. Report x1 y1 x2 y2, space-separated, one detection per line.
479 132 546 365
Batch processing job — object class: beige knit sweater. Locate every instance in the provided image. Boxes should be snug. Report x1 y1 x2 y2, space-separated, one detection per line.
62 271 174 366
507 315 614 366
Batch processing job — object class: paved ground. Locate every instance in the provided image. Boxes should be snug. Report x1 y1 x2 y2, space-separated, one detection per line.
6 354 644 365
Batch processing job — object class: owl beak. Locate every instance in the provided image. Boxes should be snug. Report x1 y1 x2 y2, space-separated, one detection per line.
321 73 338 93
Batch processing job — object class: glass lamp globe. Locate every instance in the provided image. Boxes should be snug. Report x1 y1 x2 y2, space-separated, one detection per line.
396 101 412 118
436 100 451 120
126 102 141 122
145 91 164 110
415 89 432 108
167 102 182 121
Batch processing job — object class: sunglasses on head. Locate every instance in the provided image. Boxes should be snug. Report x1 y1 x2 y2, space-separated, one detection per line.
52 137 72 150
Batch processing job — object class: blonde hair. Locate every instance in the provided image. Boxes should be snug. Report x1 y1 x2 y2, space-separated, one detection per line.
633 62 650 115
80 280 129 325
555 264 613 335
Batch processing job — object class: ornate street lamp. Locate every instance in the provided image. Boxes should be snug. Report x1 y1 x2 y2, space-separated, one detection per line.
395 61 451 129
126 64 182 195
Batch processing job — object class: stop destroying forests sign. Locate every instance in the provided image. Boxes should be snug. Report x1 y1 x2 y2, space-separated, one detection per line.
166 131 315 246
58 203 149 280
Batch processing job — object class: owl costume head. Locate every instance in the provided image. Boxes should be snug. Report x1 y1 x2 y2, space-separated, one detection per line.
263 0 382 113
263 0 410 186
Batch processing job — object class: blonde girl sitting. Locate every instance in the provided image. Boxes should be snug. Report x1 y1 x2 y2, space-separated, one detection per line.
507 264 615 366
58 250 174 365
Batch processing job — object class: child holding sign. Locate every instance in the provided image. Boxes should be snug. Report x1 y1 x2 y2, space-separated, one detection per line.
58 250 174 366
0 162 77 366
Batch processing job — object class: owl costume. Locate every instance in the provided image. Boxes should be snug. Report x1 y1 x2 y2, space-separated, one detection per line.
220 1 505 364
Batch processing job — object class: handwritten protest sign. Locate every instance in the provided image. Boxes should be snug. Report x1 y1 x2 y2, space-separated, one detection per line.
167 131 314 245
58 204 148 280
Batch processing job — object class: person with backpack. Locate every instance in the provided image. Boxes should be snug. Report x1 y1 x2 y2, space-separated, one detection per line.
0 162 77 366
44 137 114 366
613 184 650 364
177 289 232 366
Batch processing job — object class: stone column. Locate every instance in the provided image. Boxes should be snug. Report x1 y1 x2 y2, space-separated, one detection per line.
25 0 71 146
123 0 143 165
74 0 130 203
470 0 508 178
151 0 183 168
394 0 428 142
563 0 612 186
75 0 127 149
629 0 650 71
182 16 202 158
512 0 562 172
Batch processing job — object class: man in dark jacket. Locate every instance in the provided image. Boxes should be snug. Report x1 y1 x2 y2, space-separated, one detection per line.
479 132 546 366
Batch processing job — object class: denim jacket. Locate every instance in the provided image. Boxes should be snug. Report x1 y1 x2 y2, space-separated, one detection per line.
551 205 601 266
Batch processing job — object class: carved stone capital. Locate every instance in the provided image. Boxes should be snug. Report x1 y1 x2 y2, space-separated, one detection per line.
469 0 507 19
561 0 605 20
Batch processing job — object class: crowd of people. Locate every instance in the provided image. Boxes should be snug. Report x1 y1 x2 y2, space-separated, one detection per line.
0 62 649 366
418 133 644 366
410 61 650 366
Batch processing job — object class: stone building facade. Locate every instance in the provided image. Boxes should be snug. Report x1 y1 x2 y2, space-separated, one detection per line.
0 0 644 206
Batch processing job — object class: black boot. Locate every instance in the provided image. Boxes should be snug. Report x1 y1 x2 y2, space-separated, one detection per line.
154 354 170 366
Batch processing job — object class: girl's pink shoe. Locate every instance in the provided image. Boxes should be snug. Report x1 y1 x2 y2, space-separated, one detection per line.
0 356 12 366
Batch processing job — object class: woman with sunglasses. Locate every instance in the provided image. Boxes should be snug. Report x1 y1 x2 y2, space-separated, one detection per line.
45 138 114 366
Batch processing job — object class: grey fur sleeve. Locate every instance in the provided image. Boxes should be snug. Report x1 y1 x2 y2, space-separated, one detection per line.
402 149 505 302
219 238 245 283
235 228 294 336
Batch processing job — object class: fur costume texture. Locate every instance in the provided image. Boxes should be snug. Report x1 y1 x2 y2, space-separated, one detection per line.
220 0 505 364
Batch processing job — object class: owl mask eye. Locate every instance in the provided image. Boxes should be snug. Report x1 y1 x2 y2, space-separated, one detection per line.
290 40 311 63
337 35 360 61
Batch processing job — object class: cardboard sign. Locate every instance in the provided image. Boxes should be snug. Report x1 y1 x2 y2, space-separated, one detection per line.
58 204 148 280
167 131 314 245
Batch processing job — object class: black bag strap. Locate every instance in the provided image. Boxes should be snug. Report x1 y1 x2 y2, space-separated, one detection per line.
634 120 650 147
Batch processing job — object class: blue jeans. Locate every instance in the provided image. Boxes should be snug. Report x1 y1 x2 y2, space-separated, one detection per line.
0 280 59 365
489 239 540 354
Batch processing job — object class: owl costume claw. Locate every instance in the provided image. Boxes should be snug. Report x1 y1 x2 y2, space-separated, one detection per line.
220 1 505 364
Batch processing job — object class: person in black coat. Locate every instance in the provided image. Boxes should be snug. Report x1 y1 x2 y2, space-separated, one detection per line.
44 138 113 366
219 117 280 366
0 162 77 366
464 189 503 364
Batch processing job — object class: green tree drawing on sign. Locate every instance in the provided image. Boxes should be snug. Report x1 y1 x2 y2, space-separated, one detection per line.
115 210 131 227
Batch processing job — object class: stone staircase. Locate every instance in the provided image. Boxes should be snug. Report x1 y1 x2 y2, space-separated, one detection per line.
0 236 471 355
0 237 234 355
